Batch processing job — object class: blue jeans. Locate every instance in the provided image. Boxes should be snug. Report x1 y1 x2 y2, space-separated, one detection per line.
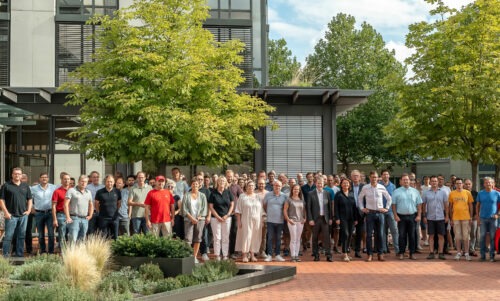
366 212 385 255
3 215 28 257
35 211 54 253
384 212 399 253
131 217 148 234
67 216 89 243
56 212 67 248
267 222 283 256
200 223 211 254
480 217 497 259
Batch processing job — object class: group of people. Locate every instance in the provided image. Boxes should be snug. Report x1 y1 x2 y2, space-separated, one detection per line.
0 166 499 265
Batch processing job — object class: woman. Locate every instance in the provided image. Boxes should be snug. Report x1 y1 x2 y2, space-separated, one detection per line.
235 181 262 262
283 184 306 262
182 177 208 264
208 176 234 260
334 178 359 262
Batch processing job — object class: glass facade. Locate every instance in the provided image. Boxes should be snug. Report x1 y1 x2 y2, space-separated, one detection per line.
57 0 118 17
0 0 8 86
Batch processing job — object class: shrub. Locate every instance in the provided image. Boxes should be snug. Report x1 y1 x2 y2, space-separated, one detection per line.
138 263 163 281
0 256 13 278
112 234 192 258
84 234 112 275
3 283 93 301
175 273 200 287
191 259 239 283
98 272 132 294
62 242 100 292
25 253 62 264
12 261 63 282
154 278 182 293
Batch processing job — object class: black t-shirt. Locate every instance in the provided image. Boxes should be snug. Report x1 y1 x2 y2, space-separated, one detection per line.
95 187 121 218
0 181 32 217
208 189 234 217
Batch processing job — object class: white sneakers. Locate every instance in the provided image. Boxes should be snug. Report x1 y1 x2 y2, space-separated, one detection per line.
202 253 210 261
264 255 286 262
275 255 286 262
264 255 272 262
455 253 462 261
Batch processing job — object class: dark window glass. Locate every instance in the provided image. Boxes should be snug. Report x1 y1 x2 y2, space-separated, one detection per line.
0 20 8 85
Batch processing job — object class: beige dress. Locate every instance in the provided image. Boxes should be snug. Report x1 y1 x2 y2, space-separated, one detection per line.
235 193 263 253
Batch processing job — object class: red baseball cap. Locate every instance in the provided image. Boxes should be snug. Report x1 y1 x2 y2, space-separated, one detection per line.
156 175 166 182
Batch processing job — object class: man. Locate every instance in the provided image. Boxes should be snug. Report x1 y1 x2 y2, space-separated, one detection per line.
226 170 243 259
449 177 474 261
263 180 287 262
437 174 452 254
126 175 136 188
172 167 189 200
307 178 333 262
476 177 500 262
52 172 71 249
325 174 340 253
392 174 423 260
301 172 316 252
0 167 32 257
464 178 478 256
19 173 35 255
279 173 290 194
86 171 104 235
358 171 392 262
422 176 449 260
144 175 175 236
379 170 399 255
31 172 57 254
65 175 93 243
198 174 212 261
95 175 121 239
115 177 130 236
265 171 276 191
350 170 365 258
128 171 152 234
256 178 269 258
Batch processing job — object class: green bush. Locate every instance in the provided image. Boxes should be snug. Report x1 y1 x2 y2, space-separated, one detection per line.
191 259 239 283
175 274 200 287
0 257 13 278
3 283 93 301
25 253 62 264
139 263 163 281
97 266 139 294
12 261 63 282
154 278 182 293
111 234 192 258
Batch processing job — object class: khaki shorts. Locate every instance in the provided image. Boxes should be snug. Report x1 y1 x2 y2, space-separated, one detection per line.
453 220 470 240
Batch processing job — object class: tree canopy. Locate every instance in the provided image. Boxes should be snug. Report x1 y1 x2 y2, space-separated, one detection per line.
386 0 500 185
267 38 301 87
61 0 275 166
304 13 407 173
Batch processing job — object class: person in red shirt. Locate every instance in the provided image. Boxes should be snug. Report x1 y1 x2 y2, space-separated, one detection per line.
145 175 175 237
51 172 71 250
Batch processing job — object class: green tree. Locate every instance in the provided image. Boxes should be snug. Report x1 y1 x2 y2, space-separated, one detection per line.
304 13 407 174
268 38 301 86
61 0 274 166
386 0 500 186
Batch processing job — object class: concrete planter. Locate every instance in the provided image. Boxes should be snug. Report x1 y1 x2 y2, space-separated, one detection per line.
113 256 195 278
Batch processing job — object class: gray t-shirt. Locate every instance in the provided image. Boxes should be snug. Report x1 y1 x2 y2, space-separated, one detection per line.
287 197 306 223
264 192 287 224
66 187 92 217
129 185 152 218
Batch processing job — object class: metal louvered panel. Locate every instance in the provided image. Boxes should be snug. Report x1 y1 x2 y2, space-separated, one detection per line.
56 23 102 86
0 20 8 86
266 116 323 176
205 26 253 88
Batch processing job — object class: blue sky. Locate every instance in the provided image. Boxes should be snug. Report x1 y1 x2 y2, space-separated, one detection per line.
268 0 474 66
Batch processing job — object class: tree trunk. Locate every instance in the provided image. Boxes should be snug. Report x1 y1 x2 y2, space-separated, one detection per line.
470 159 479 191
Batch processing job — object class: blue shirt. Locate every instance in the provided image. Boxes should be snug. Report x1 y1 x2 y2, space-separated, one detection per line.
324 186 338 199
118 188 129 219
264 192 287 223
380 181 396 212
392 186 422 215
31 183 57 211
422 188 448 220
477 190 500 219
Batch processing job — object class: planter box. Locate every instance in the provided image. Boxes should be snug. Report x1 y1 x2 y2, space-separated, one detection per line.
113 256 195 278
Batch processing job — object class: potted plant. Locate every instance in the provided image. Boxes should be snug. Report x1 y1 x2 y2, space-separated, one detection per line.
111 234 194 277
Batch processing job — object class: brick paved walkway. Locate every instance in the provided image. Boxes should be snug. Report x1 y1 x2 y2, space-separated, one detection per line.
221 252 500 300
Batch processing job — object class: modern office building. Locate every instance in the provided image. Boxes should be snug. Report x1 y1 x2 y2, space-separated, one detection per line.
0 0 372 182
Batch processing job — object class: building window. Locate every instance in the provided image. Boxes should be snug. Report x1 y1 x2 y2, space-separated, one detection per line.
57 0 118 17
56 23 102 86
205 26 253 87
208 0 252 20
0 0 8 13
0 20 8 86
